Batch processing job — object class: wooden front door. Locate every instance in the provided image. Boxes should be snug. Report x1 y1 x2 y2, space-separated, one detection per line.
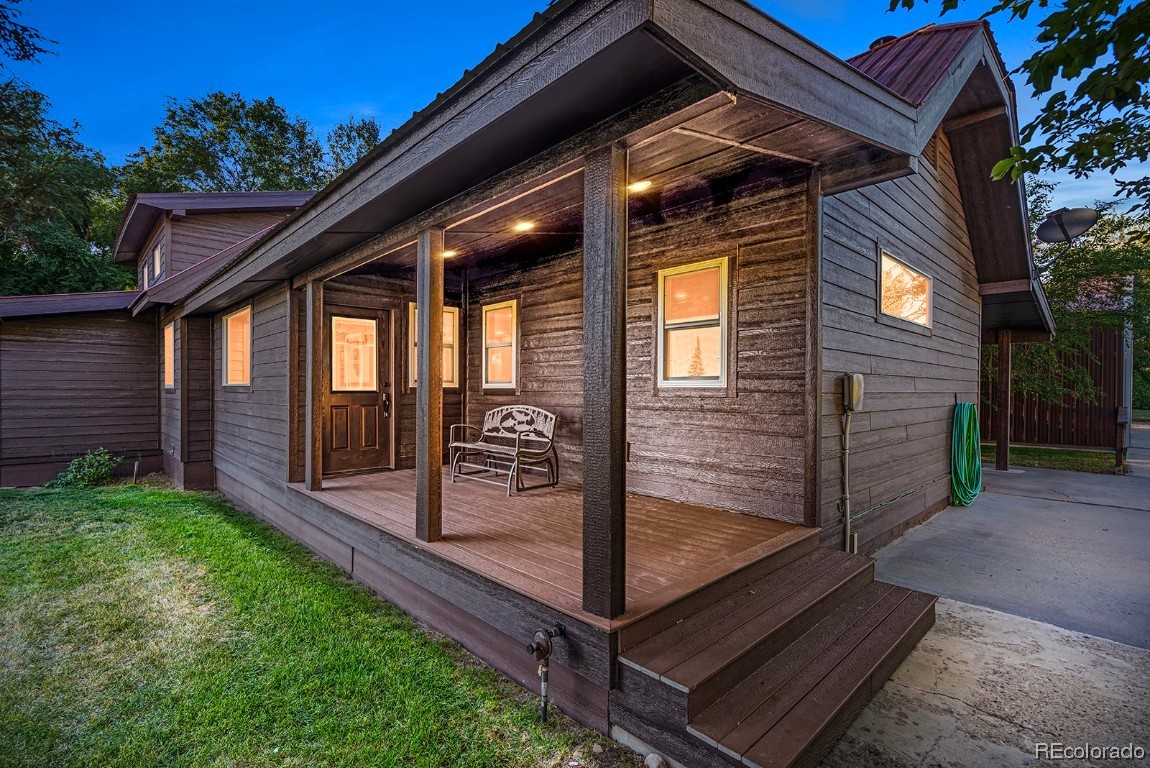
323 306 392 474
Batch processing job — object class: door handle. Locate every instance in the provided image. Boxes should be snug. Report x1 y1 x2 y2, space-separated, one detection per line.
382 392 391 416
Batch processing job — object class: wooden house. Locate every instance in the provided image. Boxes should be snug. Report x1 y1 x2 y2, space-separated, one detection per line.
0 3 1054 765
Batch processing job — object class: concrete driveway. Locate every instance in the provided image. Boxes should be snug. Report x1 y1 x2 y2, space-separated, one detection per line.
872 427 1150 649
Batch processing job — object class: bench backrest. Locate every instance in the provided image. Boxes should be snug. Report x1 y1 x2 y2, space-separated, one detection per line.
481 405 557 444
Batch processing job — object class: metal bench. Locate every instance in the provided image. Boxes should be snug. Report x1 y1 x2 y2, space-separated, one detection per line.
449 406 559 496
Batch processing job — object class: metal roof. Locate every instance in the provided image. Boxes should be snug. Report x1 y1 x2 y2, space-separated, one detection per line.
0 291 141 319
847 21 985 107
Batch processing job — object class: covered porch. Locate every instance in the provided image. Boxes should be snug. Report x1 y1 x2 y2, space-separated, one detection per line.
291 469 810 631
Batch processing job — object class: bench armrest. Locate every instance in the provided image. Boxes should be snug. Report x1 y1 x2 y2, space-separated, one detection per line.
514 430 554 458
450 424 481 443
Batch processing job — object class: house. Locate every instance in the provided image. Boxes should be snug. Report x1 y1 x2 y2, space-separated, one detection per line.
0 2 1055 765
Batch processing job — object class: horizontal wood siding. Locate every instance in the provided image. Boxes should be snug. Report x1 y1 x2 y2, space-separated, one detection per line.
184 316 214 462
213 286 291 483
170 212 287 275
139 220 171 288
0 311 160 484
819 132 980 548
466 169 814 522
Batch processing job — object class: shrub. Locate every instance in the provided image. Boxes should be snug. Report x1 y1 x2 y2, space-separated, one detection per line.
47 448 124 488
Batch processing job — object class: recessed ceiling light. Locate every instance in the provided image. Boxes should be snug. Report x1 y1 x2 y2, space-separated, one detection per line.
512 221 536 232
443 250 458 258
627 180 653 193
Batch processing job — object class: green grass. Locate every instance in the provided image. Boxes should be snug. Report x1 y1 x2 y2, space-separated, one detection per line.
980 444 1122 474
0 483 639 768
1133 408 1150 423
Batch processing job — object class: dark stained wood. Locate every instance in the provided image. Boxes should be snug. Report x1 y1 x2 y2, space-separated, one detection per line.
981 326 1128 450
168 212 289 274
819 131 980 548
996 328 1012 470
415 228 445 542
287 287 304 483
0 310 161 486
582 143 629 619
0 291 140 319
305 281 325 490
322 305 392 474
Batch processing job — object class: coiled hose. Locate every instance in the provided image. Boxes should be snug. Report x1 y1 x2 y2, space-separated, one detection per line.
951 402 982 506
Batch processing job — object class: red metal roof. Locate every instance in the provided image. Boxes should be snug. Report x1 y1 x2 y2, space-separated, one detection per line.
0 291 140 319
847 21 985 106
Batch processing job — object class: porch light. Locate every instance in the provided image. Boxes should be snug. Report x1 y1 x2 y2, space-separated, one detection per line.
627 180 652 193
443 250 458 258
512 221 535 232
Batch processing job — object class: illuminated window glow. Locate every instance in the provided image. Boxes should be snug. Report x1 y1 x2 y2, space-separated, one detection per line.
657 258 728 387
223 307 251 386
482 300 517 389
408 303 460 388
152 244 161 282
331 316 377 391
880 251 932 327
163 323 174 389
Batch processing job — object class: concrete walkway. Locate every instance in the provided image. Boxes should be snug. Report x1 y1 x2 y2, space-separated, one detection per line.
873 446 1150 649
821 599 1150 768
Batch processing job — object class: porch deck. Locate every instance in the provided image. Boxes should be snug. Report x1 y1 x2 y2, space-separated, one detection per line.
292 469 811 631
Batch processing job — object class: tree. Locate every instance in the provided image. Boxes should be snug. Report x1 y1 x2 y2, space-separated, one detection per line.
326 115 381 179
890 0 1150 211
688 336 705 377
983 180 1150 405
0 80 130 296
0 0 51 69
118 92 328 197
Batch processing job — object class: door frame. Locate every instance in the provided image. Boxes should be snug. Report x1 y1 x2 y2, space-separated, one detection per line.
322 301 398 475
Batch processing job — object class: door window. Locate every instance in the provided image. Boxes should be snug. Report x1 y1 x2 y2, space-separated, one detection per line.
332 316 377 392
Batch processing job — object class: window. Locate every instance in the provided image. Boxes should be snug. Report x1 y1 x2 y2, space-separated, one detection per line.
879 251 932 327
331 316 377 391
223 307 251 386
482 300 517 389
152 244 162 283
657 258 728 387
408 303 460 388
163 323 174 389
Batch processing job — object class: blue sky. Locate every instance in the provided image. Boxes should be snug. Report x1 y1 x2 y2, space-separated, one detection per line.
8 0 1133 208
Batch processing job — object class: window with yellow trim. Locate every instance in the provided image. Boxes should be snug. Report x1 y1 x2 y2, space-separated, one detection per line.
223 307 251 386
163 323 174 389
657 258 728 387
482 300 517 389
408 303 460 388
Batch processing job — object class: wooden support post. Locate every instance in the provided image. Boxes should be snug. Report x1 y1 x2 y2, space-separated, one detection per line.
416 227 445 542
305 279 325 490
582 143 628 619
995 328 1012 471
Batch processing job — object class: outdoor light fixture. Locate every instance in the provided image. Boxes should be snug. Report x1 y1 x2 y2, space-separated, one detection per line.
443 250 458 258
627 180 653 193
512 221 535 232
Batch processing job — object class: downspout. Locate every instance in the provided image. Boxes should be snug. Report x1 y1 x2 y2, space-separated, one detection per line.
840 372 863 554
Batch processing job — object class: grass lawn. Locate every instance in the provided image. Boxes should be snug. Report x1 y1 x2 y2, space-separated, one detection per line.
1133 409 1150 423
980 444 1122 474
0 483 640 768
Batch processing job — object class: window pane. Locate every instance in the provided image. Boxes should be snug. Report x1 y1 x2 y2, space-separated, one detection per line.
486 347 513 384
225 310 250 385
442 345 456 385
881 253 931 326
664 267 720 324
664 325 721 380
332 316 377 391
485 306 514 346
442 309 455 345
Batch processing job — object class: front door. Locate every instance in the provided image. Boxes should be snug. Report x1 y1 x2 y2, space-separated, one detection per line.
323 305 392 474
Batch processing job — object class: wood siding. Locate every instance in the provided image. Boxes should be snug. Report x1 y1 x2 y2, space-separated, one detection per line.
819 133 980 549
170 212 287 275
213 286 292 484
465 169 816 523
139 221 170 289
0 311 160 485
981 327 1127 449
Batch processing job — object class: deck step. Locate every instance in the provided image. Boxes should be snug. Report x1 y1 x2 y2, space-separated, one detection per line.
619 548 875 716
686 581 936 768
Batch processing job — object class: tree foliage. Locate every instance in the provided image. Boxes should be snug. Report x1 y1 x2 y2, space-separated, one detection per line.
0 0 50 69
890 0 1150 211
326 115 381 179
983 180 1150 405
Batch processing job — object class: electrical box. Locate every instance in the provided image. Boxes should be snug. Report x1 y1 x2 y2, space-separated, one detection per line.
843 373 864 412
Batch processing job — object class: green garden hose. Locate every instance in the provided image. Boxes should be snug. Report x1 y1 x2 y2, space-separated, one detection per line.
951 402 982 506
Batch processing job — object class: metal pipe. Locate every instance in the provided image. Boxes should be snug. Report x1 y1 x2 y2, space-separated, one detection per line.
841 410 854 553
526 623 566 724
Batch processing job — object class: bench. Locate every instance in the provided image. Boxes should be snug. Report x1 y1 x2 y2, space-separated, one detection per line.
449 406 559 496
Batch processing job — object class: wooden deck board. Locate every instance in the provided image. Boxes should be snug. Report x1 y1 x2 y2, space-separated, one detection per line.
292 469 808 631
